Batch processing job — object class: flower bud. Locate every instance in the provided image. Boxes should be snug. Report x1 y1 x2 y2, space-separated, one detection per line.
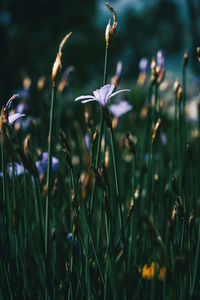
52 32 72 86
105 2 117 48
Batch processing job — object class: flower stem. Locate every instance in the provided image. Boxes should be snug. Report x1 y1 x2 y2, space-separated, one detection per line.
45 83 56 297
109 127 127 278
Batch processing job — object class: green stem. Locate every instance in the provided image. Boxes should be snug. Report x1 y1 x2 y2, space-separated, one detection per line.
89 46 109 213
45 84 56 298
109 127 127 281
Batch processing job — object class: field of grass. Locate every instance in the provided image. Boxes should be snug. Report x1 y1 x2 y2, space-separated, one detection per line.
1 3 200 300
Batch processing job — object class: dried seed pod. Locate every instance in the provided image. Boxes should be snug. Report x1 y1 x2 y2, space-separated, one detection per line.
91 127 99 150
152 119 161 143
52 32 72 86
105 2 117 48
183 50 189 68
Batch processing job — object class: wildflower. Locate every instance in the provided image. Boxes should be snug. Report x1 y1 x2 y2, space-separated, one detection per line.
105 2 117 48
35 152 59 177
157 50 165 69
0 162 25 179
138 58 148 85
139 58 149 74
109 100 132 118
52 32 72 86
111 61 123 87
139 262 166 281
0 94 25 125
75 84 130 107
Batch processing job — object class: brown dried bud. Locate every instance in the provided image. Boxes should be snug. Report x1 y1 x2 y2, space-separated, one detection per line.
183 50 189 68
105 2 117 48
52 32 72 86
91 127 99 149
23 77 31 90
37 76 46 90
152 119 161 143
124 133 136 155
173 79 182 104
105 19 112 49
197 47 200 62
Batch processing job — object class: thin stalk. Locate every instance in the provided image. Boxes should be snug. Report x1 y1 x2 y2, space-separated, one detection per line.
191 219 200 296
109 127 127 281
89 46 109 213
45 84 56 298
45 84 56 257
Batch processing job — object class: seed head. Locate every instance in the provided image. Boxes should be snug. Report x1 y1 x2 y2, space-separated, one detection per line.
52 32 72 86
105 2 117 48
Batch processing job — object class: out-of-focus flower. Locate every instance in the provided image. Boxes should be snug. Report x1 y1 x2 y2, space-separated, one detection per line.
139 262 166 281
111 61 123 87
37 76 46 90
0 94 25 126
137 58 148 85
139 58 149 74
58 65 75 93
109 100 132 118
15 102 28 114
35 152 59 177
84 134 90 152
75 84 130 107
0 162 25 179
161 133 167 146
66 233 81 256
157 50 165 69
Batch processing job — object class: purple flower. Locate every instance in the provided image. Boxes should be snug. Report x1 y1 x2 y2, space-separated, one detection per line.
16 102 28 114
109 100 132 118
1 95 26 125
75 84 130 107
157 50 165 69
35 152 59 176
0 162 25 179
139 58 149 74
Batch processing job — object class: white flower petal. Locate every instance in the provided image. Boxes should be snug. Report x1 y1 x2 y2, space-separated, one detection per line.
108 89 131 100
8 113 25 124
75 95 95 101
99 84 115 104
81 99 97 104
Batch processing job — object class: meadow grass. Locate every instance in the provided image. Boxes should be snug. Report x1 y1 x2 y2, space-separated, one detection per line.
1 3 200 300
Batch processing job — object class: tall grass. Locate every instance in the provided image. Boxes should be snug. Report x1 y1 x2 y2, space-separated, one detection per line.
1 3 200 300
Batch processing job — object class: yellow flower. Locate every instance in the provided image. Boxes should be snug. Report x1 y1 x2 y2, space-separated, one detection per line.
139 262 166 281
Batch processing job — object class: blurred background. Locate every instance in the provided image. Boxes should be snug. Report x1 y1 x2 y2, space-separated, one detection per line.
0 0 200 100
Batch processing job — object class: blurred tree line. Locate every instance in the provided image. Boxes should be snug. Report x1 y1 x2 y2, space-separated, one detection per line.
0 0 198 100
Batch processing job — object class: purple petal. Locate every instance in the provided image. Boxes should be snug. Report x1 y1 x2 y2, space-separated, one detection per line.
139 58 148 73
8 113 25 124
98 84 115 104
108 89 131 100
109 100 132 118
75 95 94 101
81 99 97 104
